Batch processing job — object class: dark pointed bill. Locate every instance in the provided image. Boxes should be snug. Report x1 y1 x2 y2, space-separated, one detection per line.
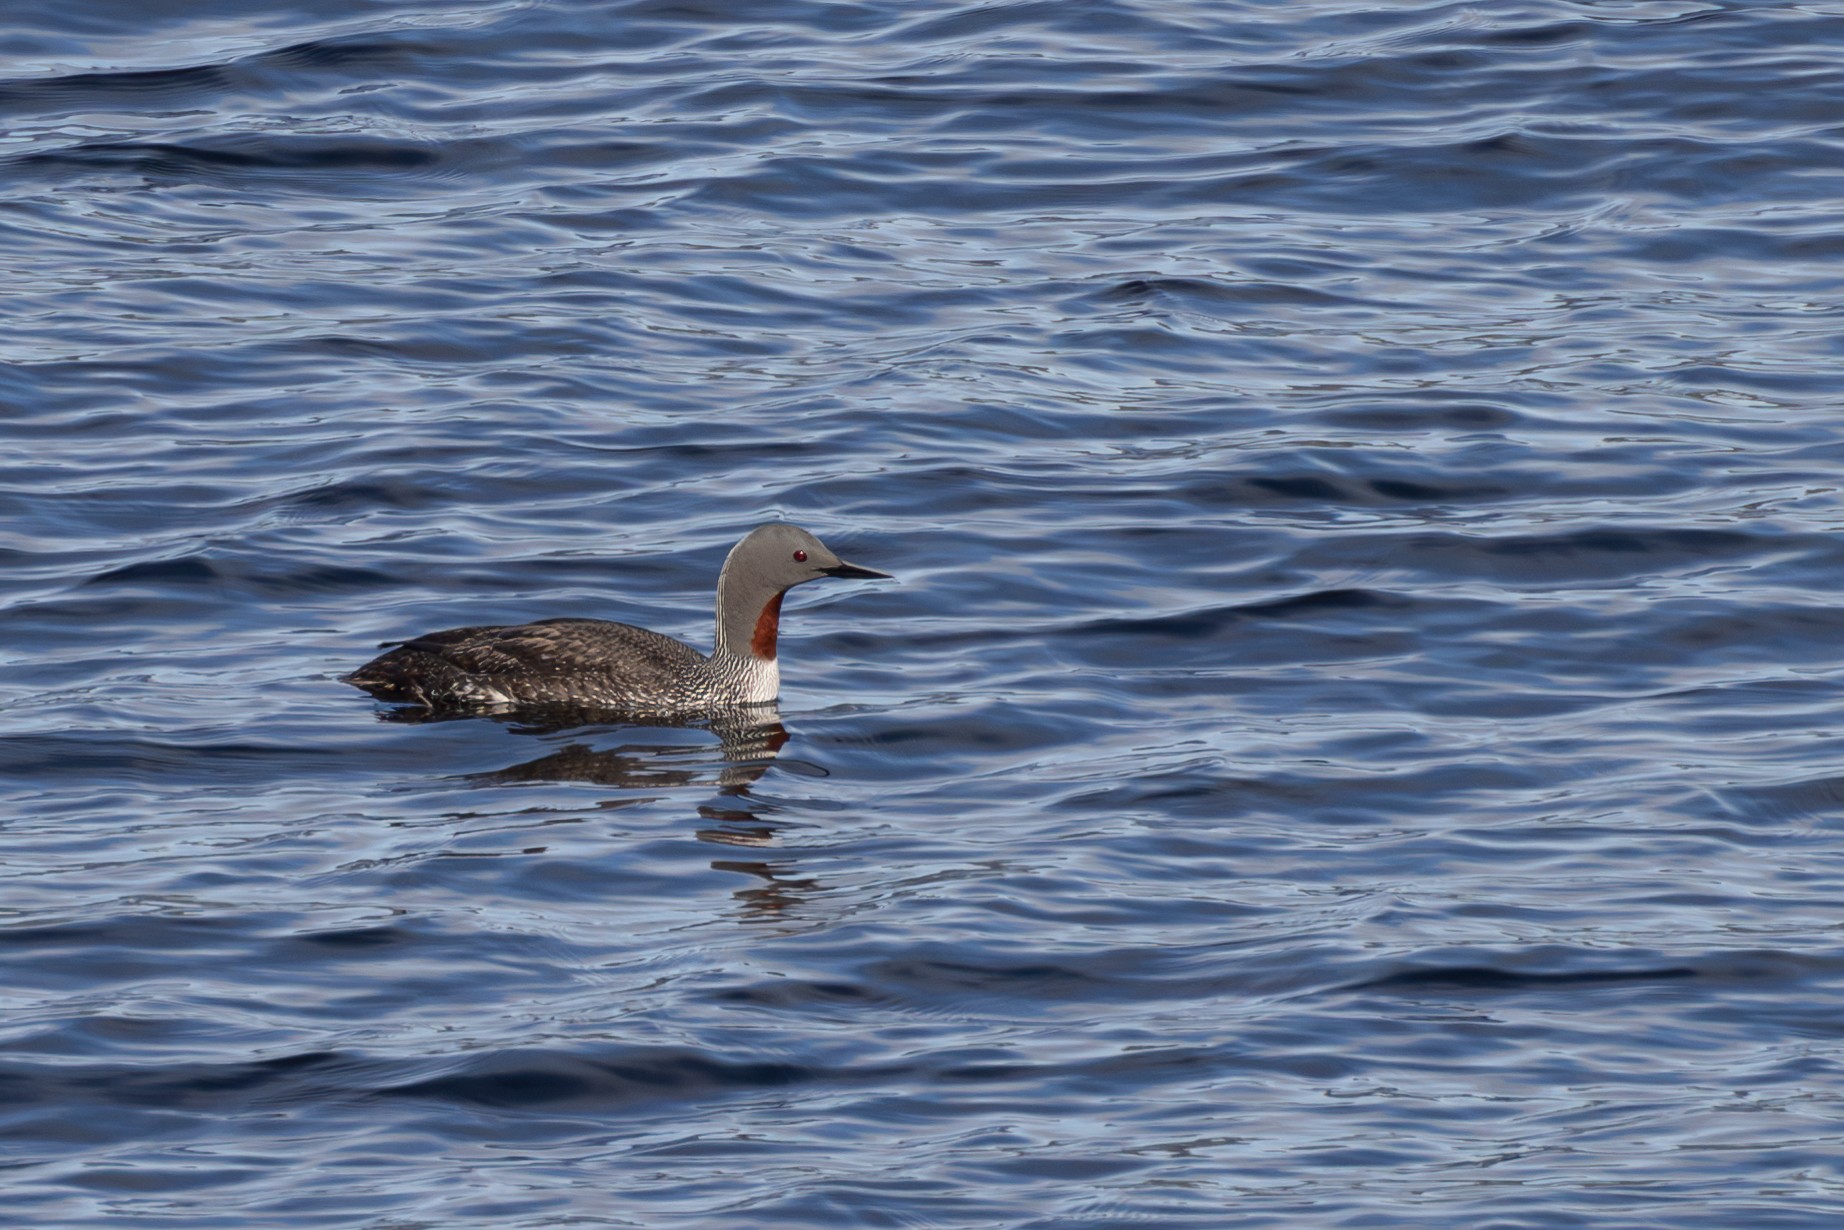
822 560 892 581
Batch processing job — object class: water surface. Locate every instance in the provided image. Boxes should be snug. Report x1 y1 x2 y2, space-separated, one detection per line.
4 1 1844 1226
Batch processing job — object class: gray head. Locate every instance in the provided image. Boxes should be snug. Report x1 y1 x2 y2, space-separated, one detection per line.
724 523 890 590
713 523 891 660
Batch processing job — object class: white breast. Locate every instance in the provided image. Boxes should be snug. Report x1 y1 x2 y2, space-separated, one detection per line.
736 658 780 704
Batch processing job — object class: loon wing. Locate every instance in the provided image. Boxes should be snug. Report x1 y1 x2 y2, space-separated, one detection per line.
345 618 706 707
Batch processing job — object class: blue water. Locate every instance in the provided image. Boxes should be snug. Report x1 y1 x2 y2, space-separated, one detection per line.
5 1 1844 1225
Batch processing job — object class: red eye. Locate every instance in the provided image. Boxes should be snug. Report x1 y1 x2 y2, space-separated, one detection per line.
793 550 808 562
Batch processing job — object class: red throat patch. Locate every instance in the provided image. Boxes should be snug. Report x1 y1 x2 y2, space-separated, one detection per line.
750 592 784 660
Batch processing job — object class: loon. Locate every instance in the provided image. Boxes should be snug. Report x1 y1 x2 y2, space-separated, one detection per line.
343 523 890 713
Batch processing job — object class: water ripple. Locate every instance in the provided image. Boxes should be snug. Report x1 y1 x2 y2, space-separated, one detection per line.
3 0 1844 1227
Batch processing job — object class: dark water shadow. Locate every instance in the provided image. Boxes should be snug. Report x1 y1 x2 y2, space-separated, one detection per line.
371 700 827 923
373 702 791 781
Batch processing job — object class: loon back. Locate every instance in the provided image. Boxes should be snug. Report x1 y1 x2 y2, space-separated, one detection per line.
345 618 715 710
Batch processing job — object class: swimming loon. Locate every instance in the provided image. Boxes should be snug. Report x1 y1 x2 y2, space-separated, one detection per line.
343 523 890 712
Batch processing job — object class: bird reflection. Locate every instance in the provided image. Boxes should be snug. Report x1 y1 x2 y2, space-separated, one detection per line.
381 701 819 922
472 708 791 794
382 702 789 786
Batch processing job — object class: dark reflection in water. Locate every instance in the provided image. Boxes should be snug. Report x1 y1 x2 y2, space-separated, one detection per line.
397 702 820 922
386 703 794 792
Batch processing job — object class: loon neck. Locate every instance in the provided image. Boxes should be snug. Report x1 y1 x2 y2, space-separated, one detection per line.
708 577 783 704
749 591 783 660
714 567 784 665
